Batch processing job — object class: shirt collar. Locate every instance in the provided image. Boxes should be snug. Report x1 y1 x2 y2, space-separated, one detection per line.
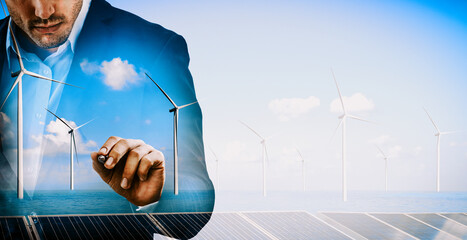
5 0 91 64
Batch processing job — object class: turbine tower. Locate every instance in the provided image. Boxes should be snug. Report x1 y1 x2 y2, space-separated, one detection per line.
45 109 93 190
240 121 269 197
331 69 371 201
376 145 389 192
424 108 457 192
296 148 306 192
145 73 197 195
0 2 80 199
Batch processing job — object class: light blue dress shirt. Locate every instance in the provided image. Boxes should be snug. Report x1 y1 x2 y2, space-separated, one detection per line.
0 0 91 194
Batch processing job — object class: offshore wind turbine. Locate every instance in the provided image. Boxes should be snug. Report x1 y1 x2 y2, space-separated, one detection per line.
45 109 93 190
296 148 306 192
376 145 389 192
145 73 197 195
424 108 457 192
331 69 371 201
0 2 80 199
240 121 269 197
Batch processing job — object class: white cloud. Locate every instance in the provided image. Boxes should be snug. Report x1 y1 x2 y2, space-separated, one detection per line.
81 58 141 90
388 145 402 158
330 92 375 113
268 96 320 121
450 141 467 147
414 146 423 156
30 118 97 157
0 112 14 143
369 135 391 146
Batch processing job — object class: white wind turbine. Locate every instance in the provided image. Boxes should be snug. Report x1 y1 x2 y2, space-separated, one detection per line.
45 108 93 190
296 148 306 192
208 146 220 191
145 73 197 195
240 120 270 197
424 108 458 192
0 2 80 199
376 145 389 192
331 69 371 201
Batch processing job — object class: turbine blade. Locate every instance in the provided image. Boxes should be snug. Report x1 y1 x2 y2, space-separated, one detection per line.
441 131 461 135
72 133 79 165
331 68 346 114
145 73 177 108
329 119 344 142
0 77 20 111
376 145 387 158
0 0 8 17
178 101 197 109
24 70 83 88
74 118 95 130
264 143 270 164
239 120 265 140
45 108 73 130
209 146 219 162
296 148 305 162
347 114 374 124
423 108 440 133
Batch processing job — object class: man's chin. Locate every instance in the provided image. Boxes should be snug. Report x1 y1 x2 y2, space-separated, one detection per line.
32 35 68 49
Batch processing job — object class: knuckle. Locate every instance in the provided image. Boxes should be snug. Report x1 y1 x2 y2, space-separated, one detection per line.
108 136 120 142
128 149 142 160
118 139 130 148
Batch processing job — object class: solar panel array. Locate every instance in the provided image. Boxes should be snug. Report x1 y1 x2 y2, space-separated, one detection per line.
323 212 467 240
0 216 32 240
2 212 466 239
29 214 162 240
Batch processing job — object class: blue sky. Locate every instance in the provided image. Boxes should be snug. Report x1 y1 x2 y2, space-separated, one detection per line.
106 0 467 192
3 0 466 194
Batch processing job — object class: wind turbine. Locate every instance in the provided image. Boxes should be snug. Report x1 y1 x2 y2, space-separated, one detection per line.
145 73 197 195
0 2 80 199
331 69 371 201
208 146 220 191
376 145 389 192
45 108 93 190
296 148 306 192
240 120 269 197
424 108 458 192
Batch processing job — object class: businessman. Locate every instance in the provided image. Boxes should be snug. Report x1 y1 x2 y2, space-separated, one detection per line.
1 0 214 237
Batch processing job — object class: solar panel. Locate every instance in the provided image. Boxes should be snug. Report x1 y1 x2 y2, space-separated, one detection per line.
241 211 351 240
150 212 272 239
322 213 414 240
30 214 164 240
408 213 467 239
0 216 33 240
441 213 467 226
370 213 458 240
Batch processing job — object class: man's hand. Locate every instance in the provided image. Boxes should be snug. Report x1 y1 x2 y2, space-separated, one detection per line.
91 136 165 206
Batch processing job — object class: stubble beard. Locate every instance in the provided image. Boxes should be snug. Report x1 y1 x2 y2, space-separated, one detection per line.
8 1 82 49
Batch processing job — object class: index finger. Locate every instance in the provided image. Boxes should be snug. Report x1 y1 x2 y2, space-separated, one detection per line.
98 136 122 155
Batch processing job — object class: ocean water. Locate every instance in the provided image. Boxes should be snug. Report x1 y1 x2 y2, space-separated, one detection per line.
0 190 466 216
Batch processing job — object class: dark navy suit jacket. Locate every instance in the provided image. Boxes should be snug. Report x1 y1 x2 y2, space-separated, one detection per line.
0 0 214 238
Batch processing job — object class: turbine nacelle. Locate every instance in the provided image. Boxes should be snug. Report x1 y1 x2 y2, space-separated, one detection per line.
169 107 177 113
11 71 20 78
68 129 74 134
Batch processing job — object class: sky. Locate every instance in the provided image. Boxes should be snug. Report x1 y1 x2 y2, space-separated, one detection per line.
3 0 466 194
106 0 467 192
